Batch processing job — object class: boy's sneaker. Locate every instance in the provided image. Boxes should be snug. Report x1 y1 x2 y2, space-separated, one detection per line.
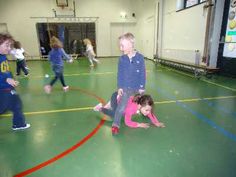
24 73 29 77
44 85 52 94
111 126 119 135
63 86 69 92
93 103 103 111
12 123 31 131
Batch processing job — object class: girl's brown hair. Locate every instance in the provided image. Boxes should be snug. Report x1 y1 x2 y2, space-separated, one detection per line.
0 33 14 45
50 36 63 48
132 94 154 107
13 41 21 49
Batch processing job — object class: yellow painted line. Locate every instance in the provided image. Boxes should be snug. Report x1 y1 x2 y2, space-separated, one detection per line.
154 100 177 104
154 95 236 104
20 70 158 79
64 72 114 76
29 72 115 79
1 95 235 118
1 106 94 117
201 79 236 92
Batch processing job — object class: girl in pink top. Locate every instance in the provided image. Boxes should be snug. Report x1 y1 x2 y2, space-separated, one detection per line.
94 92 165 134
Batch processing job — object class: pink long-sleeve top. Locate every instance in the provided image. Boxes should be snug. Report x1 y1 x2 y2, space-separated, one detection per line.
124 96 161 128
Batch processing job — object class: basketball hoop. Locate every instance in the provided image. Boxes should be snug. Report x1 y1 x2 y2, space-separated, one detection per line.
56 0 68 9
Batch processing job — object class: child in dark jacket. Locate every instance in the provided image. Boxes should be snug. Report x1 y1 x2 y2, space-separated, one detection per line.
112 32 146 135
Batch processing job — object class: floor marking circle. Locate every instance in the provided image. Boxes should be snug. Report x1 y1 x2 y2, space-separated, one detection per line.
14 87 107 177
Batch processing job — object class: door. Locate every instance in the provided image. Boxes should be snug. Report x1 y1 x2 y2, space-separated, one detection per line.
110 23 136 56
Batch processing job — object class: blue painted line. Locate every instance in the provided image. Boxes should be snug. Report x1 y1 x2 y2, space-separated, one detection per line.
201 98 236 119
176 101 236 142
155 86 236 142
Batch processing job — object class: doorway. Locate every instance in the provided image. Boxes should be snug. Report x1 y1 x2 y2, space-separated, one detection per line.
36 23 96 56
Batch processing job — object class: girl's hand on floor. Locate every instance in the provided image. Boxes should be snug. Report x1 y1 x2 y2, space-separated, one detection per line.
154 122 165 128
138 123 150 129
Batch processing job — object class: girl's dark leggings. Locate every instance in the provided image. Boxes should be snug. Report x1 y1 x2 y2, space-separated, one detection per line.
100 91 118 118
50 73 66 87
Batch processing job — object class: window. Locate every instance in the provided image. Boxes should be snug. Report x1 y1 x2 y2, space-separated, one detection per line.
186 0 198 8
176 0 206 11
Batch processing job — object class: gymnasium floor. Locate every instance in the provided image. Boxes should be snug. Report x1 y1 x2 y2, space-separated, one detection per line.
0 58 236 177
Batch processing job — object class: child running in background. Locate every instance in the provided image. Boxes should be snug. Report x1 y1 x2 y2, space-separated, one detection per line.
44 36 73 94
10 41 29 77
111 32 146 135
94 92 165 131
83 38 99 67
0 33 30 130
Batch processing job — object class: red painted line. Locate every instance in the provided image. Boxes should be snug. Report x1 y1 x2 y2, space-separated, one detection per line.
14 119 105 177
14 87 107 177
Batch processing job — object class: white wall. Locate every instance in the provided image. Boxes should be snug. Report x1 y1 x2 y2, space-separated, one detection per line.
133 0 208 63
161 1 207 64
162 0 206 52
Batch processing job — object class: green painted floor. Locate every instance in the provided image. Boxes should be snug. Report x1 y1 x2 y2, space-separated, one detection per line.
0 58 236 177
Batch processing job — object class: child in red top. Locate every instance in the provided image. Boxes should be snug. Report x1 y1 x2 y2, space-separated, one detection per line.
94 92 165 134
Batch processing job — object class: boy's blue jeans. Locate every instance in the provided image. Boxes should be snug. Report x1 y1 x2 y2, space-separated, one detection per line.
112 89 137 127
102 88 137 128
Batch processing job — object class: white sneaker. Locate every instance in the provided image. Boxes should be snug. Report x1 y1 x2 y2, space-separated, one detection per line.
63 86 69 92
93 103 103 111
103 101 111 109
12 123 31 130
